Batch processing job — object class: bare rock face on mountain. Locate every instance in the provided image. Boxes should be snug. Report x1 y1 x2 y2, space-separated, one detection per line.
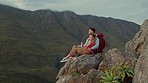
98 48 125 71
124 20 148 71
56 69 101 83
125 20 148 58
132 19 148 83
56 54 103 83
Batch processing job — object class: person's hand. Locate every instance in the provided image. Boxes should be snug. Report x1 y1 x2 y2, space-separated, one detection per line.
87 48 91 52
81 42 83 48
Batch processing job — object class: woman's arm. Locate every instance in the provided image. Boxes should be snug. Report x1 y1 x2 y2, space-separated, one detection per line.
84 40 95 49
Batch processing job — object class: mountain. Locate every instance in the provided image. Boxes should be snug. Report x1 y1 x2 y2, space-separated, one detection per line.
0 4 140 83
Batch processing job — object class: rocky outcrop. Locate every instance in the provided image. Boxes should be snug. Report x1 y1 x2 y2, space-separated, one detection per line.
133 45 148 83
125 20 148 58
124 20 148 73
56 54 103 83
124 19 148 83
132 19 148 83
99 48 125 71
57 19 148 83
56 69 101 83
56 48 126 83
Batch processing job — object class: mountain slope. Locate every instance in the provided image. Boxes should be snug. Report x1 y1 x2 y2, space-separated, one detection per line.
0 4 140 83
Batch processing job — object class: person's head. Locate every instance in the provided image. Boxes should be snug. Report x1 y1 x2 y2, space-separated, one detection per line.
89 34 96 40
88 27 95 34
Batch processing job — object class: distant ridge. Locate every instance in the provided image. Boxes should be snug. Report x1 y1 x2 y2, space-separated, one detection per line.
0 4 140 83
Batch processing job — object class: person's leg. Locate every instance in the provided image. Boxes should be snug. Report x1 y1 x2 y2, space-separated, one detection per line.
67 45 79 58
76 48 91 55
68 48 91 57
60 45 80 62
60 48 91 62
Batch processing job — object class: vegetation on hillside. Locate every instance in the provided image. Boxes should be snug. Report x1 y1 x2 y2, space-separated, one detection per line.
0 4 139 82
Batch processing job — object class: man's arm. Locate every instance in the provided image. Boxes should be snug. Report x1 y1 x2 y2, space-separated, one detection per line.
91 37 99 50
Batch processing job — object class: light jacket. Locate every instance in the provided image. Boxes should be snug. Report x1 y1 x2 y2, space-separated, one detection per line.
84 36 99 50
84 40 95 49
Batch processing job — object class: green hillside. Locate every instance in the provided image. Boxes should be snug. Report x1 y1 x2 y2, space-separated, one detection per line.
0 4 140 83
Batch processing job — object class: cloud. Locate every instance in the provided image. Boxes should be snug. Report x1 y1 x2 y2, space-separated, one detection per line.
0 0 26 9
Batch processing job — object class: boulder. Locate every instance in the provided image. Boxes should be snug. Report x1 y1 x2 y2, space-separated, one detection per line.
125 19 148 59
98 48 125 71
56 69 101 83
133 44 148 83
132 19 148 83
56 54 103 83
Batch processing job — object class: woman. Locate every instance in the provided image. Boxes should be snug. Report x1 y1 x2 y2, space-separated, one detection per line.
60 34 96 62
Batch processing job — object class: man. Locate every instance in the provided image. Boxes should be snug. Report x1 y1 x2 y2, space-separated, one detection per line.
84 27 99 51
60 27 100 62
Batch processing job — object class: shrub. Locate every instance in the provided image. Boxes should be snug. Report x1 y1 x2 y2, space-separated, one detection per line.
100 67 120 83
100 65 134 83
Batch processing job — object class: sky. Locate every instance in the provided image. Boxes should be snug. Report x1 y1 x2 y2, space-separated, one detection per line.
0 0 148 25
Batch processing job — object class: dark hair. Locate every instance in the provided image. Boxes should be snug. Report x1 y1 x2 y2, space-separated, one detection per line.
89 27 95 33
90 34 96 38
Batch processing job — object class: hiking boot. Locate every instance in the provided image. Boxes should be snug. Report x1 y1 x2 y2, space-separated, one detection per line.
60 57 69 62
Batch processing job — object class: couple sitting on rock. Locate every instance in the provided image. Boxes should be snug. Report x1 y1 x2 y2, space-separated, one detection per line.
60 27 100 62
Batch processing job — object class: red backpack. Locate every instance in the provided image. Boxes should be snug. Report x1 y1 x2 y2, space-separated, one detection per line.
95 32 106 53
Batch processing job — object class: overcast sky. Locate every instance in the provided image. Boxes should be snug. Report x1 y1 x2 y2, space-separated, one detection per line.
0 0 148 24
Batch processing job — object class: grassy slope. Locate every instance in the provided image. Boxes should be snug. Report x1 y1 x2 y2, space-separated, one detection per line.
0 4 140 83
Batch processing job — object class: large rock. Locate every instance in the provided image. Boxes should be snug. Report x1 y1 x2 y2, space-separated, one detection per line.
56 54 103 83
133 19 148 83
56 48 131 83
98 48 125 71
125 19 148 59
124 20 148 70
133 44 148 83
56 69 101 83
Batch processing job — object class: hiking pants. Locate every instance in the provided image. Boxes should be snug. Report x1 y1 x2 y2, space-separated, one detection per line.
69 45 91 57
